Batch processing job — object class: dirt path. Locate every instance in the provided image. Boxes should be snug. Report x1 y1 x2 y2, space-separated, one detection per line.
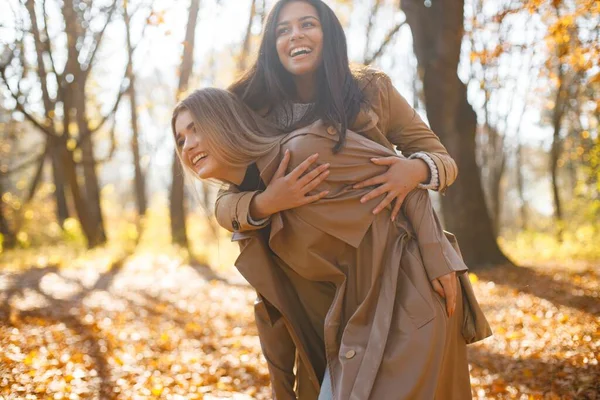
1 254 598 399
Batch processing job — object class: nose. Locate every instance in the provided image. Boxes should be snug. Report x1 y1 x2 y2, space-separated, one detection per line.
290 27 305 41
182 133 200 155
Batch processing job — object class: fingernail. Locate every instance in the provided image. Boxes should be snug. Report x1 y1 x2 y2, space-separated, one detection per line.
360 198 365 203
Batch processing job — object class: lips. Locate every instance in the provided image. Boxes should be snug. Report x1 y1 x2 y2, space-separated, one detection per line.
289 46 312 57
191 152 208 167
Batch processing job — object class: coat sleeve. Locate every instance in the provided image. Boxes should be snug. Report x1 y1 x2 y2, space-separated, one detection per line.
378 74 458 193
254 295 298 400
401 188 468 281
215 184 270 232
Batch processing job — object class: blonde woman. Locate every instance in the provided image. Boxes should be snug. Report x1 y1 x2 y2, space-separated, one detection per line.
172 88 491 400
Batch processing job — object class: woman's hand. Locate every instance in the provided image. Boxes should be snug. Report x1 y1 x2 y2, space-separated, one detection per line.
250 150 330 219
353 156 429 220
431 271 458 317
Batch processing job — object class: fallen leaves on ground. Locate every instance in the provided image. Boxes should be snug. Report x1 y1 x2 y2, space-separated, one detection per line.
0 253 598 399
468 263 599 399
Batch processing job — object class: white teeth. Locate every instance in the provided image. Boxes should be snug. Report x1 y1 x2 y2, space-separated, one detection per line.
192 152 208 164
290 47 312 57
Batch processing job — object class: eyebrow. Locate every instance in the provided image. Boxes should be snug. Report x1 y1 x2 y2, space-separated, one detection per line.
175 122 194 142
276 15 319 27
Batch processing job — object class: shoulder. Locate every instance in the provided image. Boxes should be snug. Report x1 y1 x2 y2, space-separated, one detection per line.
281 122 333 158
352 66 393 100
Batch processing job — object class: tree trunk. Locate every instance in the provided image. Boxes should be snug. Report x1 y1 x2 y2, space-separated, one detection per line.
50 137 70 226
170 161 188 246
60 143 98 246
0 177 16 250
516 141 528 231
402 0 510 268
77 84 107 247
238 0 257 73
124 0 148 218
25 0 70 225
550 68 566 242
169 0 201 247
485 125 506 237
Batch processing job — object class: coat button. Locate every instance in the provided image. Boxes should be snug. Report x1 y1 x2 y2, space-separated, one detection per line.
232 220 240 231
327 126 337 135
345 350 356 359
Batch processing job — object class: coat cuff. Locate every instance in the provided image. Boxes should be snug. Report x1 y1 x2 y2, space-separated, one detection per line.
231 191 271 232
421 231 468 281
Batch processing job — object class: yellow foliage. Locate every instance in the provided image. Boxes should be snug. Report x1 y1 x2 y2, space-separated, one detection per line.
66 138 77 151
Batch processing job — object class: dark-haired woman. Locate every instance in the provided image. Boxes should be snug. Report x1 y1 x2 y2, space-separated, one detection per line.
214 0 474 398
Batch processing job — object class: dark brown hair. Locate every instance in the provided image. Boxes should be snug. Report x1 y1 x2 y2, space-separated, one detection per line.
229 0 365 152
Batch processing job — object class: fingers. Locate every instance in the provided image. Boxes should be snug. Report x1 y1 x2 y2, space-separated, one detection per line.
288 153 319 181
390 197 402 221
353 173 387 189
360 184 390 203
439 272 457 317
370 156 400 166
302 170 330 193
302 190 330 205
373 192 396 214
297 163 330 188
390 192 407 220
274 149 291 179
431 279 445 299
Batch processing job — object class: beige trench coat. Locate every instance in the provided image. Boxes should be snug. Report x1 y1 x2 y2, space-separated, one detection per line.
229 120 492 399
215 69 458 234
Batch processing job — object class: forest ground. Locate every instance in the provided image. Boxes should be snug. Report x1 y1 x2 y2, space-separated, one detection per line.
0 220 598 399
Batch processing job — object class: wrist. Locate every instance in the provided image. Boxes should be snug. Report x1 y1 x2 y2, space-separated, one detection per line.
410 158 430 185
250 191 276 220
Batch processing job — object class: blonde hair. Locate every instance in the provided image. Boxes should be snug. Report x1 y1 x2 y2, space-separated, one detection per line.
171 88 283 175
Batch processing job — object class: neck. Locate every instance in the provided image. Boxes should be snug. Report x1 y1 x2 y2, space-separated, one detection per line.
293 73 317 103
222 166 247 186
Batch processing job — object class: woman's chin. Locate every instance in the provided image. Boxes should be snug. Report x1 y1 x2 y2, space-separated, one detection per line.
196 171 213 180
193 167 213 180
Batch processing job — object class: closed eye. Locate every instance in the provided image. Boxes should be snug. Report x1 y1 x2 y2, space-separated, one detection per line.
276 26 290 36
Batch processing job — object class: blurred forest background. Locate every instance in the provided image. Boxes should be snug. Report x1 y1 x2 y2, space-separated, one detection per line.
0 0 598 399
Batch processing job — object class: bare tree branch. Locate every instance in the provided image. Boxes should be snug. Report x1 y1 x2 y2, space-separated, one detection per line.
82 0 119 79
25 0 56 133
3 150 46 175
84 117 118 165
365 21 405 65
238 0 257 73
86 4 150 137
0 65 55 137
363 0 382 62
86 72 129 137
42 0 61 83
25 141 50 202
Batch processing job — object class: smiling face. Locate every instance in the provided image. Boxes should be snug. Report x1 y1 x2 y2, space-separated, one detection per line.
275 1 323 79
174 109 227 181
